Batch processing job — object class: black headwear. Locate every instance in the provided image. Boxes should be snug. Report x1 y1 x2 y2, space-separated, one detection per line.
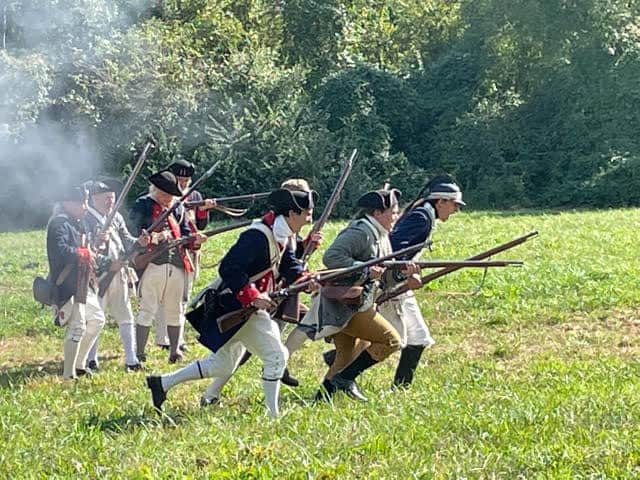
166 157 195 178
87 181 114 196
149 171 183 197
60 185 89 203
269 188 318 214
356 188 402 210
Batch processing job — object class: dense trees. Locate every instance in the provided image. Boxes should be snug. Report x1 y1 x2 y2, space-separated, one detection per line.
1 0 639 227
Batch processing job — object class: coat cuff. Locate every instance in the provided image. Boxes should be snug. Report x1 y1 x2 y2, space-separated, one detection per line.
195 207 208 220
236 284 260 307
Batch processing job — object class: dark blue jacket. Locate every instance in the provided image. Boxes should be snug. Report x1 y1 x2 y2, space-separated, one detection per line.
46 213 89 306
390 205 434 255
196 224 304 352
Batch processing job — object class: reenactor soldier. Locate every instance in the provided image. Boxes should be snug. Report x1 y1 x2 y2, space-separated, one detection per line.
146 188 317 417
129 171 207 364
84 180 149 371
379 176 464 387
46 185 106 380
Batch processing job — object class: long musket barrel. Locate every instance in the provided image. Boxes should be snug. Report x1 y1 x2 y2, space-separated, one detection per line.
216 241 425 332
377 231 538 304
381 260 524 269
300 148 358 264
185 192 271 208
93 140 153 248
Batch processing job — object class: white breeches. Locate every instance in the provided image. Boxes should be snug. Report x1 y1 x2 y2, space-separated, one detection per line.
199 310 288 381
377 292 434 348
100 270 134 325
60 290 106 344
136 263 186 328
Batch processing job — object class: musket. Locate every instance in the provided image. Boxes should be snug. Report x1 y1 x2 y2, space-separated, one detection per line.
98 160 222 296
376 231 538 304
381 260 524 269
76 234 90 304
300 149 358 264
216 241 424 333
93 140 153 249
131 220 252 271
277 148 358 322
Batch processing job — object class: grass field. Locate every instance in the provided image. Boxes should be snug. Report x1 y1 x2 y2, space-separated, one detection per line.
1 209 639 478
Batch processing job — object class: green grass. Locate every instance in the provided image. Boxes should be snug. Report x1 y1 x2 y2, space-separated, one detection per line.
1 209 639 478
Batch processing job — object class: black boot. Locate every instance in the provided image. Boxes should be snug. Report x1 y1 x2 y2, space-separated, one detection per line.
322 349 336 367
281 368 299 387
393 345 425 388
331 350 378 402
146 376 167 411
314 378 337 402
238 350 253 367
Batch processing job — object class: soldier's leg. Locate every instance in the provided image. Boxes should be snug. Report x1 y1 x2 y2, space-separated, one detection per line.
62 301 85 380
162 265 186 362
75 291 106 372
136 264 164 359
107 273 140 367
235 310 288 417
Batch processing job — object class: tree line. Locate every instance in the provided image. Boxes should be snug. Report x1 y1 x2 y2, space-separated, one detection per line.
1 0 639 228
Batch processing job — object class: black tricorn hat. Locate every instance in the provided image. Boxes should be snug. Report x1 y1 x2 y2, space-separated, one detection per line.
60 185 89 203
95 176 123 194
269 188 318 212
149 171 182 197
357 188 402 210
166 157 195 178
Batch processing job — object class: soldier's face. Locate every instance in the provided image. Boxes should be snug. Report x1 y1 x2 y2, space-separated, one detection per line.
92 192 116 214
435 199 460 222
374 204 400 231
63 199 87 219
176 176 191 191
156 190 175 207
288 208 313 233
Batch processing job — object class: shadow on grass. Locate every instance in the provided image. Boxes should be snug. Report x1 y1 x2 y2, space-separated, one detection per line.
84 408 188 434
0 354 119 389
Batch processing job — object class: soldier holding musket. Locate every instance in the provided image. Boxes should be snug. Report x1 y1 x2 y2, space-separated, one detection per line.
84 180 150 372
129 171 207 364
288 188 420 402
47 185 106 380
378 176 464 387
146 188 317 418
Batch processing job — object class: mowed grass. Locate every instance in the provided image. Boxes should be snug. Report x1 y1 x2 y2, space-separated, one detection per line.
0 209 639 478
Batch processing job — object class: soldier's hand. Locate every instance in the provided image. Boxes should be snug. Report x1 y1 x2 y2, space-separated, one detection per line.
251 293 274 310
77 246 93 265
194 233 208 247
369 265 385 280
109 260 127 272
203 199 217 210
401 262 420 277
308 232 323 247
137 230 150 247
405 273 422 290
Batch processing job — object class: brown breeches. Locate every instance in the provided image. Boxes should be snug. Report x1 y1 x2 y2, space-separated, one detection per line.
325 307 401 379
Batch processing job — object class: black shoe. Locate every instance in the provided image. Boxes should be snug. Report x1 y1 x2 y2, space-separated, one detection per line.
199 396 220 407
179 344 189 353
313 379 337 402
157 344 170 351
75 368 93 377
125 363 144 372
146 376 166 410
322 349 336 367
138 353 147 363
87 360 99 371
168 352 184 364
281 368 299 388
330 376 368 402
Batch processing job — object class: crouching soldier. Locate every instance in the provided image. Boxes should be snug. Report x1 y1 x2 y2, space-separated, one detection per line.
47 185 106 380
287 188 414 401
84 180 150 371
146 188 317 417
129 171 207 364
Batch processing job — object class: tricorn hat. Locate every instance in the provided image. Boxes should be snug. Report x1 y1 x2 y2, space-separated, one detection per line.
87 180 114 196
149 170 183 197
269 188 318 212
357 188 402 210
166 157 195 178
